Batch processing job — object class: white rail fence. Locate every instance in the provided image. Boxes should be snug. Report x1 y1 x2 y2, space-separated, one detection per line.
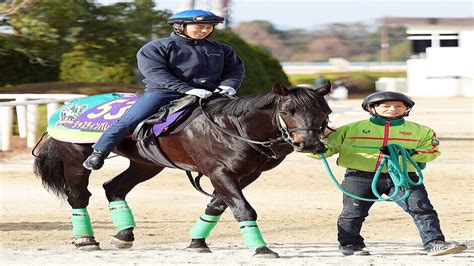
0 94 86 152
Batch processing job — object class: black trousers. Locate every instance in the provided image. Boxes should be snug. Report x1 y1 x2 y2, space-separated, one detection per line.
337 169 445 247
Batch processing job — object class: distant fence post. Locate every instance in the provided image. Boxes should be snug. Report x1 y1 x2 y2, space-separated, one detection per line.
26 104 39 148
16 96 28 138
47 102 59 120
0 106 14 151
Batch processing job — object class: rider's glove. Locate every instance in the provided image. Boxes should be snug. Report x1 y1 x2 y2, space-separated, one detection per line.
217 85 236 96
185 89 212 99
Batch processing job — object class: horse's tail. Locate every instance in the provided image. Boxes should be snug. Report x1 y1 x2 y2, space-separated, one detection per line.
33 137 68 199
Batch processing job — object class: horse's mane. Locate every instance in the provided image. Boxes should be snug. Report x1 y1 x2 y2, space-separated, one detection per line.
206 87 332 117
206 93 277 117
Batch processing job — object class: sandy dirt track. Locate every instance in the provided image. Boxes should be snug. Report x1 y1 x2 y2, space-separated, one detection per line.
0 97 473 265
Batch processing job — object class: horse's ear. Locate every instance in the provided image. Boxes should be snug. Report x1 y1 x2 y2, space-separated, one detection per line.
314 80 332 96
272 81 289 96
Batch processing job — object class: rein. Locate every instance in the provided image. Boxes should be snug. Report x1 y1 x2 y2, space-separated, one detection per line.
320 144 424 202
199 97 289 147
199 97 290 159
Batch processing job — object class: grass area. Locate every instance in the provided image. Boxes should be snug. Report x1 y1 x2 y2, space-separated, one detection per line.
288 71 407 93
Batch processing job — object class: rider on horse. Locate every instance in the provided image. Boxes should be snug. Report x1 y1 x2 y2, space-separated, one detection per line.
83 9 245 170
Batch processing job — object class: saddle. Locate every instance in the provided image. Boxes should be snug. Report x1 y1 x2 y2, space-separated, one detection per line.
131 95 201 169
131 95 213 197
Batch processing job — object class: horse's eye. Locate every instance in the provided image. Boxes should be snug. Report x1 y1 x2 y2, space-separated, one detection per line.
280 111 289 116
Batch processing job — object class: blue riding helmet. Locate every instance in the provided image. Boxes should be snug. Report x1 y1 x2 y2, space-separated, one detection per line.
167 9 224 25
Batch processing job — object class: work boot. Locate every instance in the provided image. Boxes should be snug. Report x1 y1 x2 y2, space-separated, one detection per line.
83 149 109 170
339 244 370 256
424 240 467 256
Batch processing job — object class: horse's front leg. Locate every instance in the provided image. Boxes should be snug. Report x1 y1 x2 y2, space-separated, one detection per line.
102 160 164 249
187 195 227 253
187 172 263 253
203 169 278 258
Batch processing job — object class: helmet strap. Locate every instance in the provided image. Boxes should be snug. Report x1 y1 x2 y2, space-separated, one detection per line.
369 106 408 119
172 24 185 35
175 24 215 40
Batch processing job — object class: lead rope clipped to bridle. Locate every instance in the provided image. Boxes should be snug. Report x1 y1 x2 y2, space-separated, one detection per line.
320 143 424 202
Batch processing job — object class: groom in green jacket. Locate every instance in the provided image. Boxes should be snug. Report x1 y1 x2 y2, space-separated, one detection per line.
309 91 466 256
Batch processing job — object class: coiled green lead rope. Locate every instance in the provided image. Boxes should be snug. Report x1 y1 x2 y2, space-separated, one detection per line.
320 144 424 202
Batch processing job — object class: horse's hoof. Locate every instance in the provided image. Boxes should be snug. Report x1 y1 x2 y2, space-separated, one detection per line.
78 244 102 251
186 238 212 253
73 237 101 251
110 236 134 249
186 246 212 253
253 246 279 258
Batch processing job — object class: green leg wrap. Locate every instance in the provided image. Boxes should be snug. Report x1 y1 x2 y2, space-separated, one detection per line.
109 200 136 231
189 214 221 239
71 208 94 238
239 221 267 251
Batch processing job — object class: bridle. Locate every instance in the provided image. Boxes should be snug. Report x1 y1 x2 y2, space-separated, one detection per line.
199 97 329 159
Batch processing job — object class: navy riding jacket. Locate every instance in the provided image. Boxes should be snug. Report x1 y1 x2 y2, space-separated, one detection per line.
137 33 245 93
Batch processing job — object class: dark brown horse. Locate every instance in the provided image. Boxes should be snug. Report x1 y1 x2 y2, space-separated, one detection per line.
33 81 331 257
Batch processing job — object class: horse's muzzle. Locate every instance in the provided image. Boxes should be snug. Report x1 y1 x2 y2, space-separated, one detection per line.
292 140 325 153
291 132 325 153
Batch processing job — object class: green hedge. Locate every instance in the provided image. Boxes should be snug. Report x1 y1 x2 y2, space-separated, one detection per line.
60 50 135 83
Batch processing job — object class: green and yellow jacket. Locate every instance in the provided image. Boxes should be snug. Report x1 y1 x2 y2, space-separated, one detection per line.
308 116 440 173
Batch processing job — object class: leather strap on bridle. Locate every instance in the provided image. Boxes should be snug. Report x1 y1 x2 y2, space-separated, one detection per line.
199 97 288 147
199 97 328 159
231 116 282 159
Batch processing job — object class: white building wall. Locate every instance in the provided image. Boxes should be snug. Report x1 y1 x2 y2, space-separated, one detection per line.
406 26 473 97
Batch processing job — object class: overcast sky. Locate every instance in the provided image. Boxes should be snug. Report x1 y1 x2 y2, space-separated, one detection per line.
98 0 473 29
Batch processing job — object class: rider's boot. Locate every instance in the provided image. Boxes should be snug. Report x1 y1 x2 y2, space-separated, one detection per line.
83 149 109 170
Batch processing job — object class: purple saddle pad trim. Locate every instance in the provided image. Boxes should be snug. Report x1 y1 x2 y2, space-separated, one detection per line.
152 110 185 136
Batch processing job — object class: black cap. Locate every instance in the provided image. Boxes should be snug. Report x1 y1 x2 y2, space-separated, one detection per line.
362 91 414 112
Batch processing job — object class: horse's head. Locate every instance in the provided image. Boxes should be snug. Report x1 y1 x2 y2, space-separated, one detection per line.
272 81 332 153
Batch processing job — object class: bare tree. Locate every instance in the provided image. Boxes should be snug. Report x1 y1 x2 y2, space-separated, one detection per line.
0 0 32 16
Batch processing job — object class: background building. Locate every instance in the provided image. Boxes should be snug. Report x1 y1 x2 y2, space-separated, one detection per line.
384 17 473 97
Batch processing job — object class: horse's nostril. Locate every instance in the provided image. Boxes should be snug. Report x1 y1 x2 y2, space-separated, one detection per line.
292 141 304 150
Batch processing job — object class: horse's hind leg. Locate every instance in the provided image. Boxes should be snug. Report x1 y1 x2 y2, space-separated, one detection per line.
102 160 164 249
60 144 101 251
